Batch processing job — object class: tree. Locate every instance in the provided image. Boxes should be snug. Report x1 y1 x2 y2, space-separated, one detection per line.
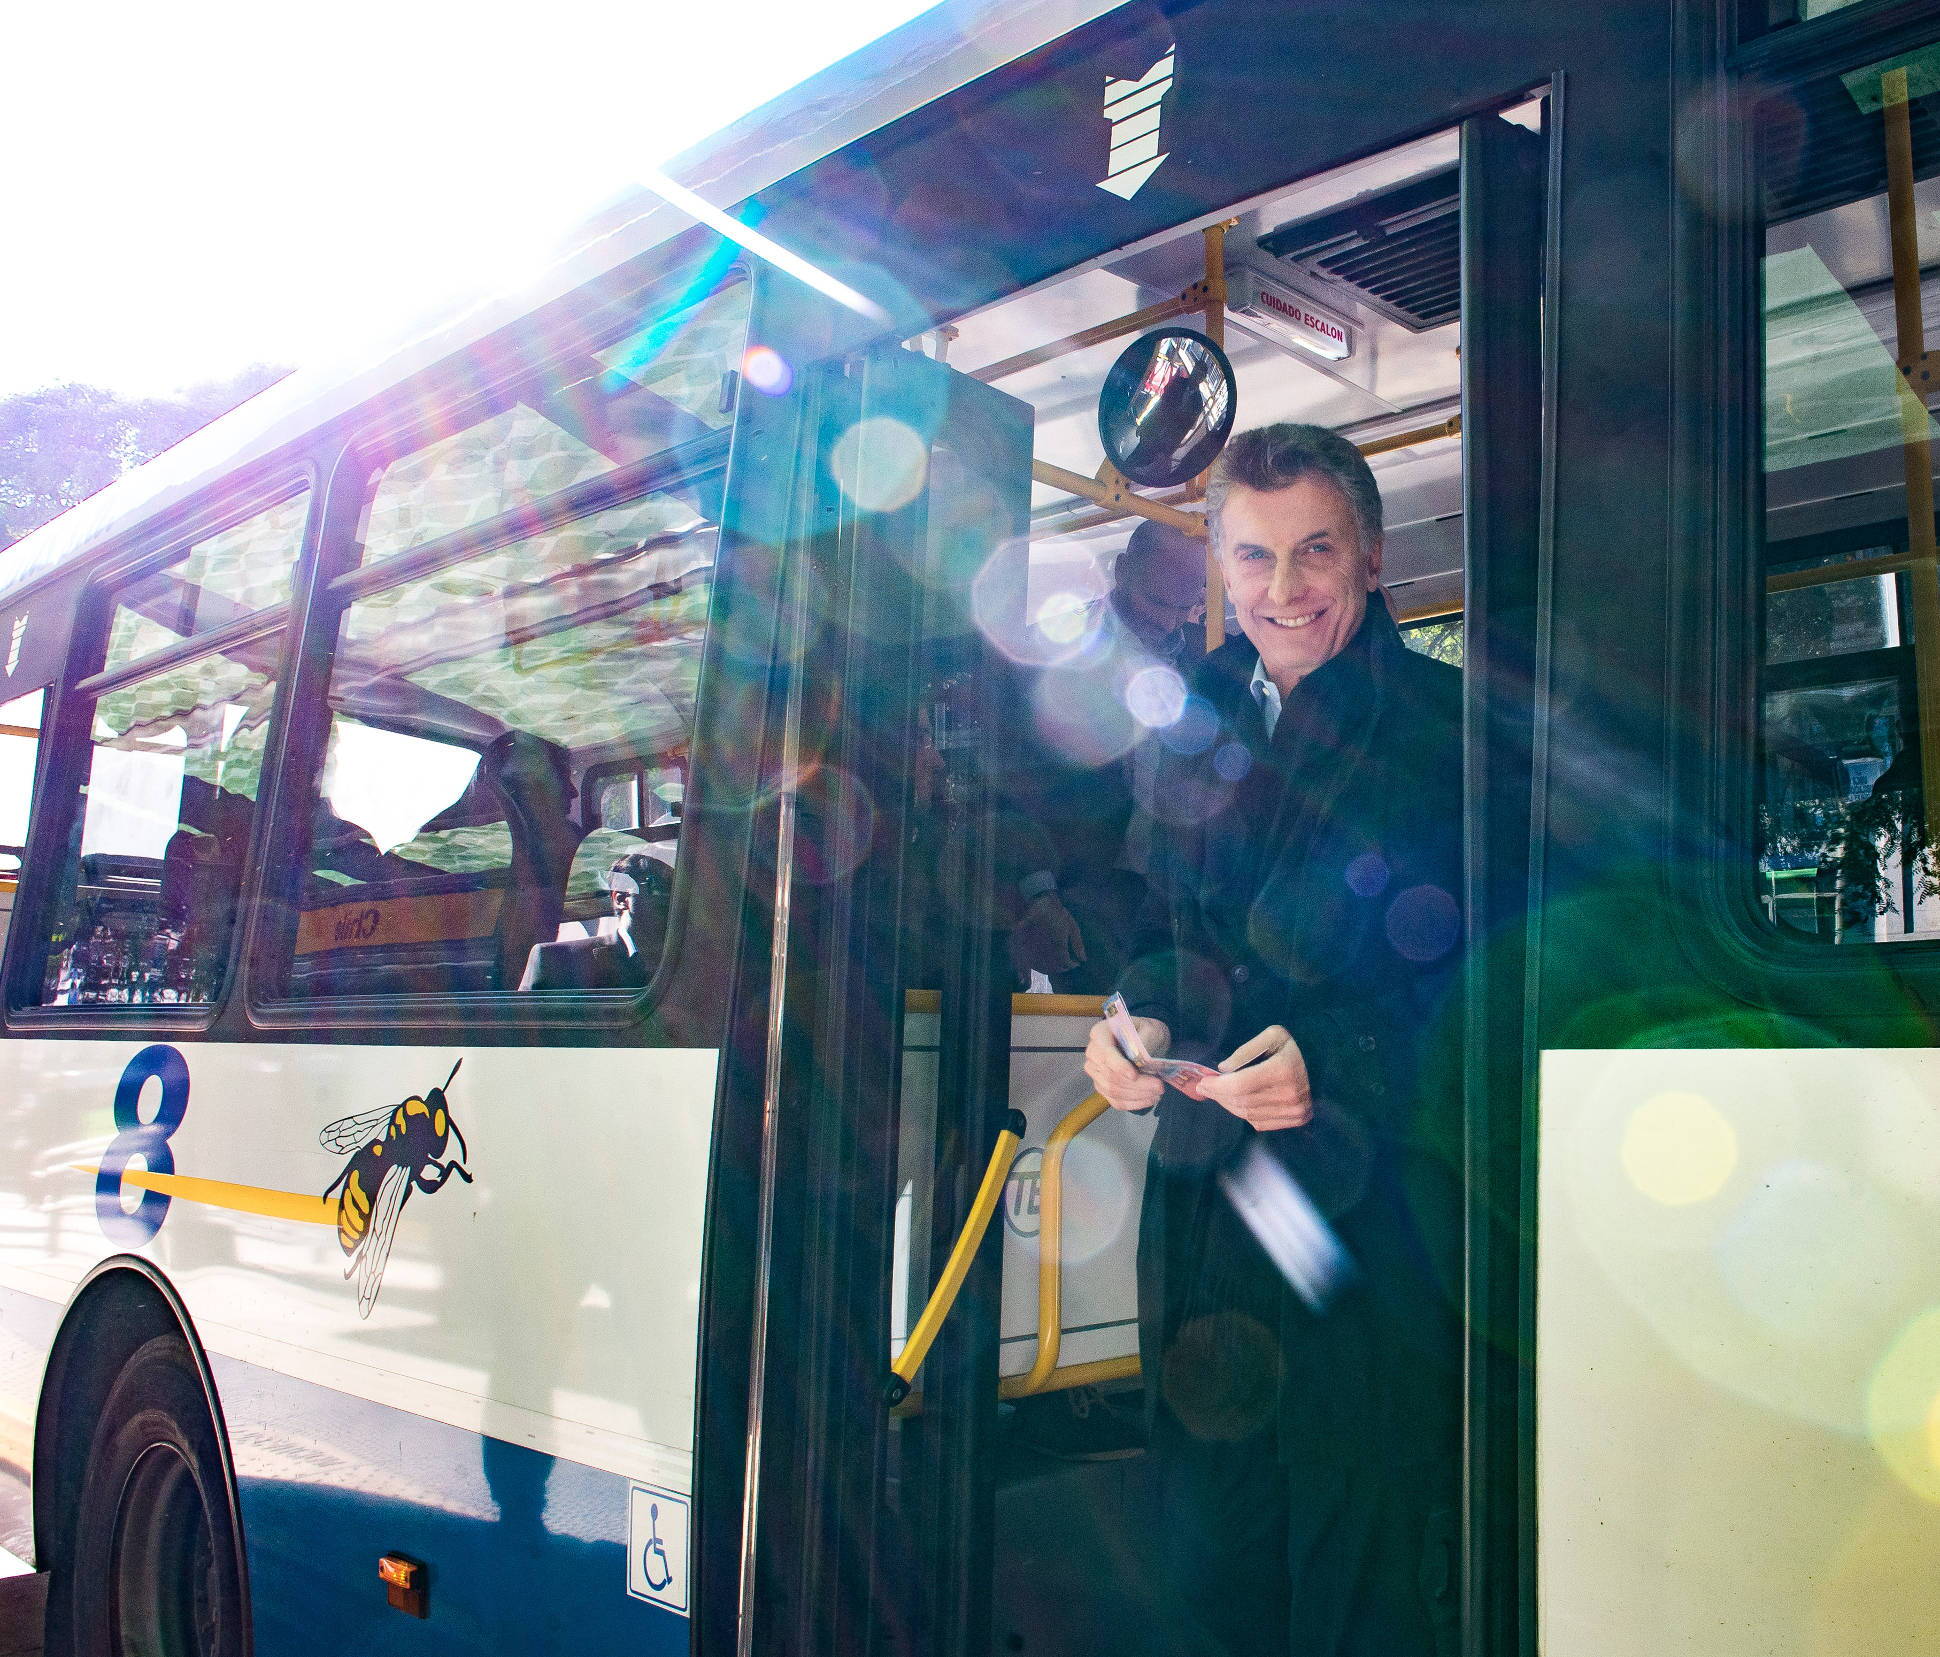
0 364 290 549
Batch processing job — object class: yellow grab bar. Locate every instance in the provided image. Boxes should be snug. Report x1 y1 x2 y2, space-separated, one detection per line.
887 1108 1027 1406
1000 1092 1112 1398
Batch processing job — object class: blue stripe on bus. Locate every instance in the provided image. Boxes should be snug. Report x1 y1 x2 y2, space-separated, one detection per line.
209 1356 688 1656
2 1287 689 1653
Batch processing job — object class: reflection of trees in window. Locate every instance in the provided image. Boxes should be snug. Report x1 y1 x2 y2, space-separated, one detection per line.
1400 616 1463 667
1756 554 1926 939
358 281 750 568
1759 674 1923 936
40 653 276 1005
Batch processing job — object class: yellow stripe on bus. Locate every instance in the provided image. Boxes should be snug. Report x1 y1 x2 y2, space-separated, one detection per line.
73 1164 337 1226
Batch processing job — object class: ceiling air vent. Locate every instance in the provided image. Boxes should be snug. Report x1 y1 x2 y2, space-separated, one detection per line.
1759 68 1940 227
1257 167 1460 333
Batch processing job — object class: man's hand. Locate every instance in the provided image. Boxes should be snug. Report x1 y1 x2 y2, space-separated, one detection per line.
1197 1025 1313 1131
1010 893 1086 980
1084 1015 1168 1113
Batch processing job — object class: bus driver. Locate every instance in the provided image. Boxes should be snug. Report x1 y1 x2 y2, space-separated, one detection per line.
1084 424 1466 1657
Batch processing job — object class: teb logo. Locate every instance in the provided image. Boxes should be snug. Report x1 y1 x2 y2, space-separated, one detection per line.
1004 1146 1044 1238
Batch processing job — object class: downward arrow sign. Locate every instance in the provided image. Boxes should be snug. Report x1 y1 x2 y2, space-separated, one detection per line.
1098 152 1167 199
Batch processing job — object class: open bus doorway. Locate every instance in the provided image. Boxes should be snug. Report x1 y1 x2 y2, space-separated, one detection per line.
871 104 1543 1657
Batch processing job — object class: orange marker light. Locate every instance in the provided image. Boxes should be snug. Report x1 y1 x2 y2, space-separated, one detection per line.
378 1553 428 1618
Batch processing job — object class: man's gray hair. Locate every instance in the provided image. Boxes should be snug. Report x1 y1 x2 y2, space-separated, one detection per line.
1204 423 1384 551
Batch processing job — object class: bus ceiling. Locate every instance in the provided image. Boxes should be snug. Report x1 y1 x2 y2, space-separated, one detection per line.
919 113 1512 627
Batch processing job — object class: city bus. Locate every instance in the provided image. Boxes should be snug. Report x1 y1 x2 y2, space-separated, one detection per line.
2 0 1939 1652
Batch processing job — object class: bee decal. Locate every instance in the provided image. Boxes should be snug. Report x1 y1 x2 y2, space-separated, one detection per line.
320 1060 473 1317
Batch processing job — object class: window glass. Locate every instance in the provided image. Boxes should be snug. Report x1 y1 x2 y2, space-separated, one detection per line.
1757 0 1874 31
358 280 749 567
1400 614 1464 667
0 688 45 862
282 486 713 997
38 651 274 1004
104 491 307 673
0 687 45 962
1756 45 1940 941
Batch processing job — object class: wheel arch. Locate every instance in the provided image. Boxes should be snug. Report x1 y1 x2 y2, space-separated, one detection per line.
32 1257 252 1648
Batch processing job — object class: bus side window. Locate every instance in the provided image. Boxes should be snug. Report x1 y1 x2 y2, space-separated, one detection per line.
0 688 45 960
38 651 278 1006
32 490 304 1007
1755 52 1940 943
279 486 716 998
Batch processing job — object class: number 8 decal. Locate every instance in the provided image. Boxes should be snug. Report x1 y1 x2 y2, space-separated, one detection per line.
96 1044 190 1244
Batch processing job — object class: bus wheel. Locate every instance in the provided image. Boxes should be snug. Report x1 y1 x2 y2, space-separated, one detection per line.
65 1333 244 1657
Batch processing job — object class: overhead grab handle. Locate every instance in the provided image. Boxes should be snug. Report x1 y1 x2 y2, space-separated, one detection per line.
885 1108 1028 1407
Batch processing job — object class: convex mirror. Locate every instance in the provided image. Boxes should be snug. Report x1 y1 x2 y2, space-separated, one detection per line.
1097 326 1236 488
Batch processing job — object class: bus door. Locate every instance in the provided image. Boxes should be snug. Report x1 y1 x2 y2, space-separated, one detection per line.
706 108 1547 1657
698 277 1037 1657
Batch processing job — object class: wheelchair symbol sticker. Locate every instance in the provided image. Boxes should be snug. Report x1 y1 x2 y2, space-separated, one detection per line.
627 1483 689 1614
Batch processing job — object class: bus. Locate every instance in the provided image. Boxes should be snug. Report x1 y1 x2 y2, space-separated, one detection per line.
2 0 1938 1651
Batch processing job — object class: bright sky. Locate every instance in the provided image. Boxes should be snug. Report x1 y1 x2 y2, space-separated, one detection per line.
0 0 939 400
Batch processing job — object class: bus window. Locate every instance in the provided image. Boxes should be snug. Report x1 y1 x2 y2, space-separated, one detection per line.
38 652 276 1005
1400 611 1464 665
357 280 749 569
279 486 714 997
0 687 44 956
103 489 307 672
1756 47 1940 941
30 487 306 1006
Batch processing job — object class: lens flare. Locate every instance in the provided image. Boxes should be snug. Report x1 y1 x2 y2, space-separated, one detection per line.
830 417 928 514
1055 1135 1137 1267
1213 741 1251 782
742 345 792 396
1031 663 1138 768
793 764 877 885
1124 663 1186 729
1158 696 1219 755
1345 850 1390 897
1716 1157 1909 1342
1384 883 1460 963
1034 589 1094 647
1621 1090 1737 1207
1868 1307 1940 1504
637 167 890 324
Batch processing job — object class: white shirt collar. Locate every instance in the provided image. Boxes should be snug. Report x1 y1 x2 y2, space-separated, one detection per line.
1249 656 1283 738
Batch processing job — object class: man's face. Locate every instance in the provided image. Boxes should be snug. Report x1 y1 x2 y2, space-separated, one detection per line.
1116 548 1206 650
1216 475 1382 689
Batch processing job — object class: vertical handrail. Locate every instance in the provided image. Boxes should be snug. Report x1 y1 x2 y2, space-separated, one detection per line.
886 1109 1028 1405
1003 1092 1113 1398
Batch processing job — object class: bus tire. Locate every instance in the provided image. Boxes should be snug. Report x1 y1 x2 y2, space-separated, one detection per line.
60 1332 246 1657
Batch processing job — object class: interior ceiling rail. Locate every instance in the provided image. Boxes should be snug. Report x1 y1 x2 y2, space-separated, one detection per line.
978 218 1465 653
1027 413 1464 539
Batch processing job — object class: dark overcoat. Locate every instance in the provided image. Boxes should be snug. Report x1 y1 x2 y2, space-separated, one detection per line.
1119 601 1465 1467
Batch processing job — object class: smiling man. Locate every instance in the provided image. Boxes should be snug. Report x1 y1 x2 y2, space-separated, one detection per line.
1084 423 1466 1656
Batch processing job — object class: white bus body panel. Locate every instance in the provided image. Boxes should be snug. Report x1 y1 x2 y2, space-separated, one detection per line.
0 1041 717 1496
1540 1048 1940 1655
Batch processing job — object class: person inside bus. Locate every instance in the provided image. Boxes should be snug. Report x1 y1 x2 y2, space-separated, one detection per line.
1083 424 1464 1657
517 850 671 991
1005 517 1206 992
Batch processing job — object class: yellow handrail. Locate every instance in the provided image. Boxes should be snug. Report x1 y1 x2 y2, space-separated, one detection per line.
1001 1091 1111 1399
887 1109 1027 1406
